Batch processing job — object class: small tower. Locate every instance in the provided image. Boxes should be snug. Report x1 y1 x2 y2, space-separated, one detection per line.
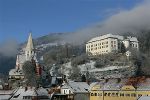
15 55 20 70
25 33 35 60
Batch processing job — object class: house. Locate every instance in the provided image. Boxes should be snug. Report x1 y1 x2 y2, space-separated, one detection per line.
90 77 150 100
61 81 90 100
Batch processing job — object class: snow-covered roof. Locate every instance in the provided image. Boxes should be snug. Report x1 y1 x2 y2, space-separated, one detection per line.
87 33 124 43
62 82 89 93
87 33 138 43
127 36 138 42
9 69 24 76
138 96 150 100
11 87 37 100
90 78 150 91
89 65 130 73
37 87 49 96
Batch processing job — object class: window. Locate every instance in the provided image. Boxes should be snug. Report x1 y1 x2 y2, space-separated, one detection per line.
116 93 119 96
95 93 97 96
131 93 136 97
138 94 142 97
104 93 107 96
112 93 115 96
64 90 65 94
98 93 102 96
125 94 130 97
120 93 124 97
91 93 94 96
108 93 111 96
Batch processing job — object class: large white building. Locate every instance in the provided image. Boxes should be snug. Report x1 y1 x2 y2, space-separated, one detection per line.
86 34 139 56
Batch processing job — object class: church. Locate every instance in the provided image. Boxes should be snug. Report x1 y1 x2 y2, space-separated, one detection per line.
9 33 42 79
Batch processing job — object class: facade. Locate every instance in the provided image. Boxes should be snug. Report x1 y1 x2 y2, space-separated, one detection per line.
90 77 150 100
9 33 42 80
61 81 90 100
86 34 139 56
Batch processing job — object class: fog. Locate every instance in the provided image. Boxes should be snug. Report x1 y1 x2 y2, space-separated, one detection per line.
0 40 18 57
63 0 150 45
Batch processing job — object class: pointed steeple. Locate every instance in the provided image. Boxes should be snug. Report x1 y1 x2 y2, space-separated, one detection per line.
25 32 35 60
26 32 34 51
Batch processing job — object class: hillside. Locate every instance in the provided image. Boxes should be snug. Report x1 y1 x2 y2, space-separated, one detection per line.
0 31 150 76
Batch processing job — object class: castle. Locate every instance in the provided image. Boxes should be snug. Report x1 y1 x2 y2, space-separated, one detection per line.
9 33 42 79
86 33 139 56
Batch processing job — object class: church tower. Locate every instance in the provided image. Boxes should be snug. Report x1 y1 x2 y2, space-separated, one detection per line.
25 33 35 60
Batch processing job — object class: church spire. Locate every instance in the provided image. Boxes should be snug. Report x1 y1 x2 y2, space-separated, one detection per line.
25 32 35 60
26 32 34 51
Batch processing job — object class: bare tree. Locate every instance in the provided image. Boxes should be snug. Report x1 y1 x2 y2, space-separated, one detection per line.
22 61 37 87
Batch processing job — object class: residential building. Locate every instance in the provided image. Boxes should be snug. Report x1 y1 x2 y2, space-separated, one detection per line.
86 33 139 56
90 77 150 100
61 81 90 100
